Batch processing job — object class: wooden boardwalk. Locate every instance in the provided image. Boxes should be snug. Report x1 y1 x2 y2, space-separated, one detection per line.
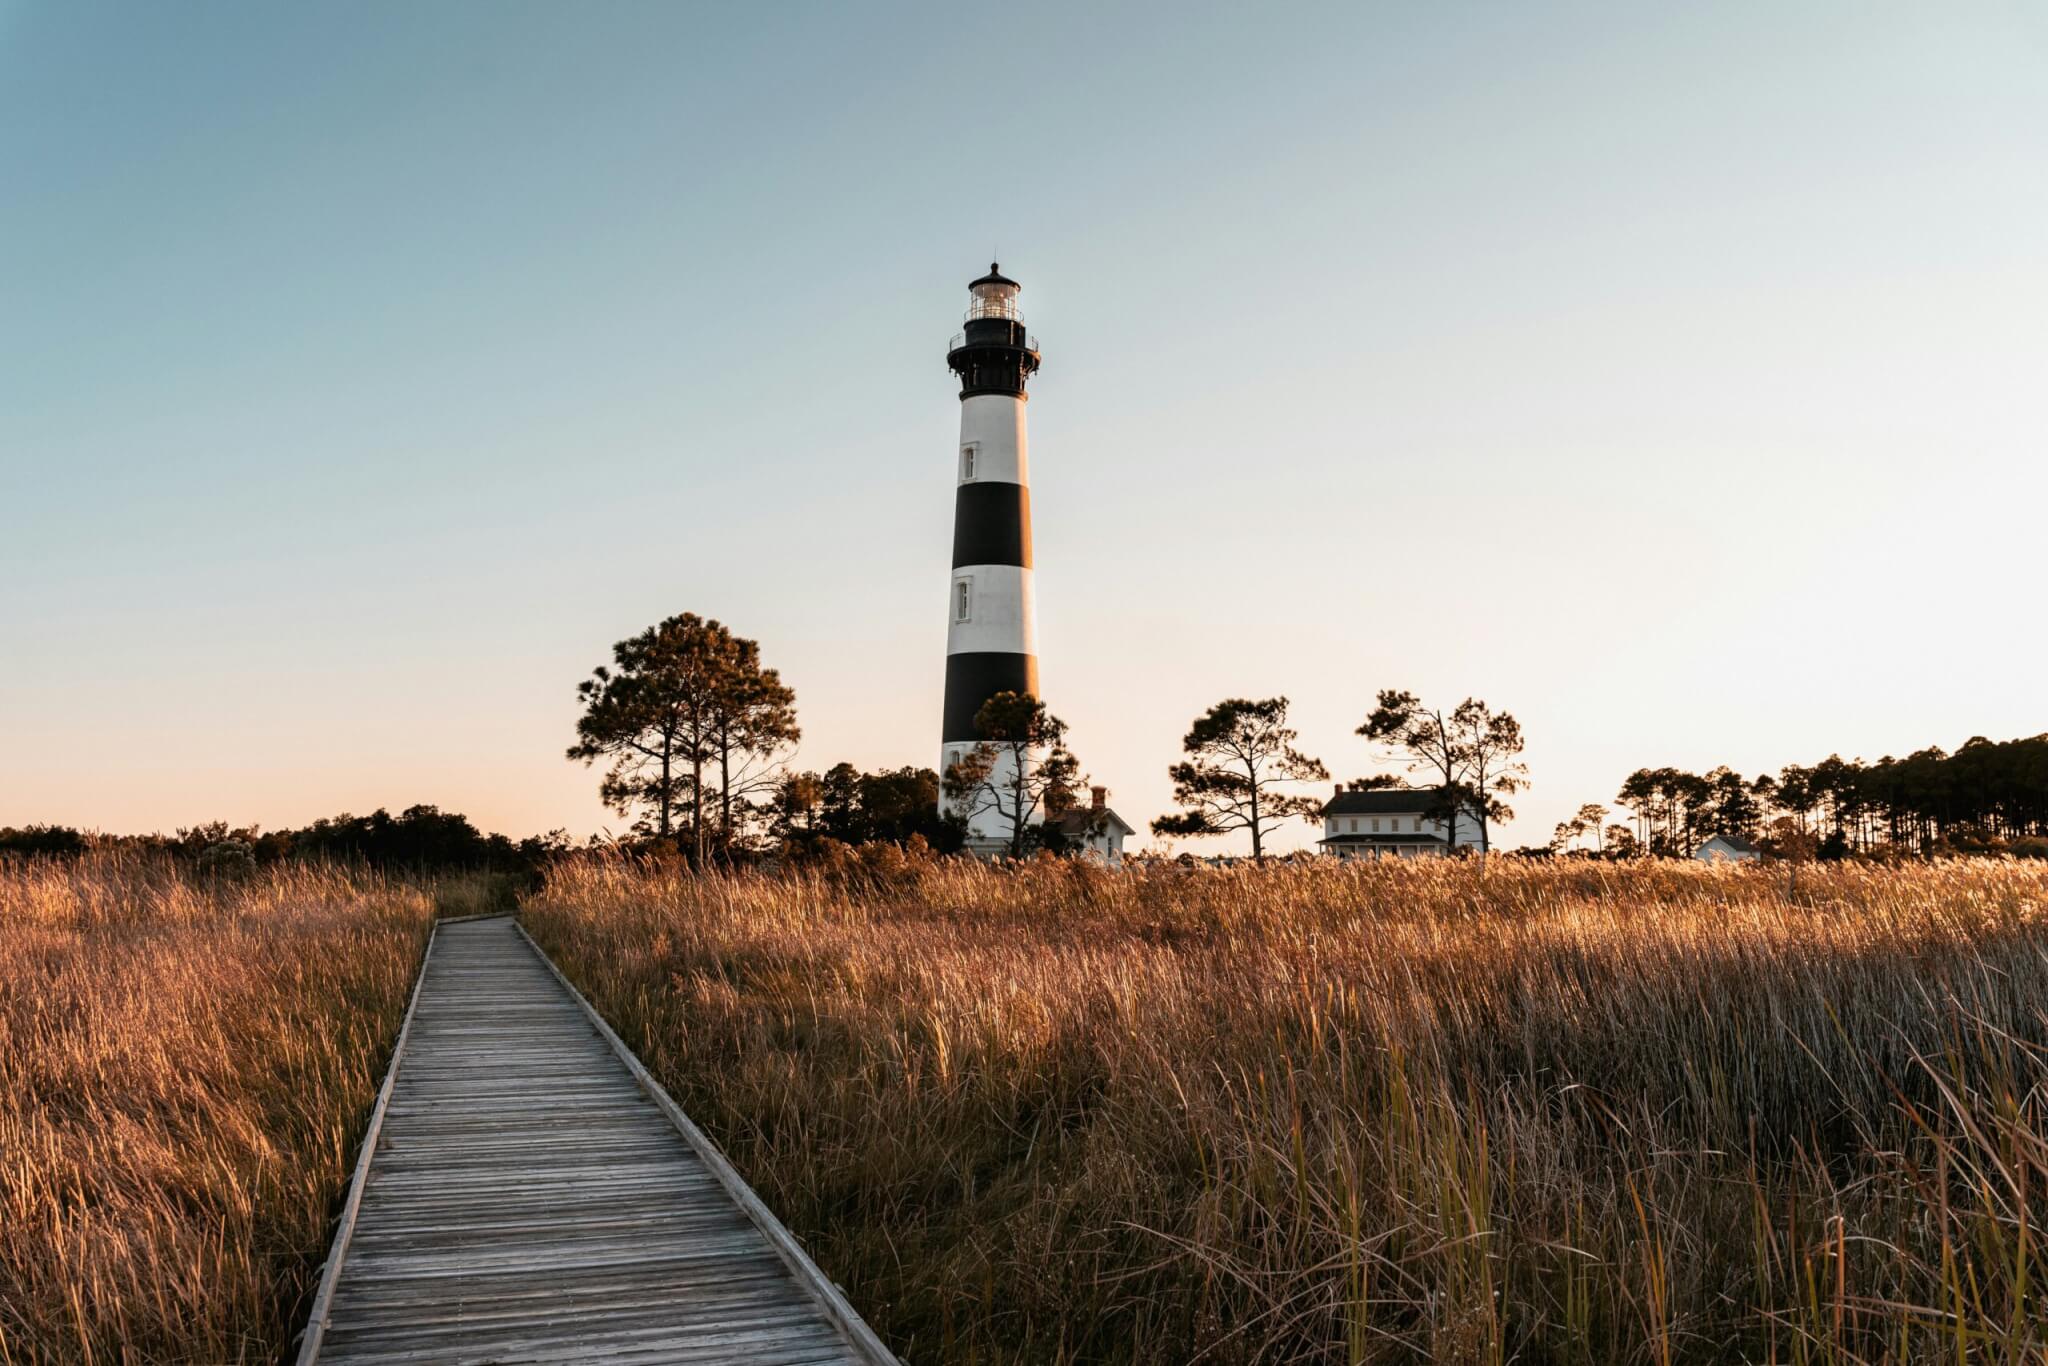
298 916 897 1366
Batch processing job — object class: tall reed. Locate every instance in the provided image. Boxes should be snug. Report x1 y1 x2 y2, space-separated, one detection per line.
0 853 434 1364
525 855 2048 1364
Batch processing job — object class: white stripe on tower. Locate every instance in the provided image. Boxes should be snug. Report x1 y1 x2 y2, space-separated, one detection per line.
959 393 1029 483
945 564 1036 657
940 264 1042 852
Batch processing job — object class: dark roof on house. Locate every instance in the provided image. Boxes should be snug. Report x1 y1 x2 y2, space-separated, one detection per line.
1323 786 1463 817
1699 832 1759 854
1317 832 1450 847
1053 807 1135 838
970 262 1018 289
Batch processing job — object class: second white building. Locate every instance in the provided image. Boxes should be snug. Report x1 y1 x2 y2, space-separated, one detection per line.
1318 786 1483 860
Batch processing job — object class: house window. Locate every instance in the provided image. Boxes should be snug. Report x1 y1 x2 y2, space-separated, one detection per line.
1370 818 1380 832
1347 818 1357 832
961 445 977 480
954 578 971 622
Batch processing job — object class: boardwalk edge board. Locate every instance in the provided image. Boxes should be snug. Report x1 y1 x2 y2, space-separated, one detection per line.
511 918 903 1366
294 919 442 1366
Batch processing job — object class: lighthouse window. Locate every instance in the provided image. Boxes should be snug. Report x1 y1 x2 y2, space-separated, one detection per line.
954 578 972 622
961 445 977 480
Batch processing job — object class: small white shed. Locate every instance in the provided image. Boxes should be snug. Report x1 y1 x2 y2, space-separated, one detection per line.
1695 833 1762 863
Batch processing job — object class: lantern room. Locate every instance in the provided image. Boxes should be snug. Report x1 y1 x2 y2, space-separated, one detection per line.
965 263 1022 322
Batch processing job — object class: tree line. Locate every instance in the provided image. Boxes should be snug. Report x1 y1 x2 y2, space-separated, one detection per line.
0 806 569 874
573 618 2039 866
1580 734 2048 860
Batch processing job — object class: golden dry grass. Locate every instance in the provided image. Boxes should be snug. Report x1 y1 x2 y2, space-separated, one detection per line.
524 855 2048 1364
0 853 435 1365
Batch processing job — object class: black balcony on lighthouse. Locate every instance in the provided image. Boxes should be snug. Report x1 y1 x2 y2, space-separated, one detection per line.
946 264 1041 399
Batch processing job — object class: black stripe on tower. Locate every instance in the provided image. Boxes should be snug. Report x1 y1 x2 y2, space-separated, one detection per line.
951 483 1032 569
942 651 1041 742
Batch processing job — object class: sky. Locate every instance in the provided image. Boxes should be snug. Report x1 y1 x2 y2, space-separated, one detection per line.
3 2 2045 854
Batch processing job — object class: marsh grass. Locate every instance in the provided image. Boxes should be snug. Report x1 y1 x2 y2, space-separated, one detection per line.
0 853 435 1364
524 856 2048 1364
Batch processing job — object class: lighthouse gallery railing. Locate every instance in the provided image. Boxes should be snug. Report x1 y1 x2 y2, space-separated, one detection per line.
947 331 1039 355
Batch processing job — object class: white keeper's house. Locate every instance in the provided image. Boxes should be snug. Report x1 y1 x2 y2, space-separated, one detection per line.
1319 786 1483 860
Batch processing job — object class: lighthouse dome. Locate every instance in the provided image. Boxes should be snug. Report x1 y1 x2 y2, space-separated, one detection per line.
966 263 1021 321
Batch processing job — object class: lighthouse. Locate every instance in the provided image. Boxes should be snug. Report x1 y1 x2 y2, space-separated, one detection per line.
940 264 1042 852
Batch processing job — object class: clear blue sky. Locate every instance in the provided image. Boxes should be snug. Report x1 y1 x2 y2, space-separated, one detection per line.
4 2 2044 850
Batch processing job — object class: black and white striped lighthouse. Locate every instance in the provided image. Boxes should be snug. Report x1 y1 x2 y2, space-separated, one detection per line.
941 264 1042 851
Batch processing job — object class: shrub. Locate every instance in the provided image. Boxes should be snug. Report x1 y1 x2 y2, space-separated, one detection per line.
195 837 257 881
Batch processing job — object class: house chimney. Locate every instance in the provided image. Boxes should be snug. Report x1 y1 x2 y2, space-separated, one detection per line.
1334 783 1342 798
1090 785 1106 811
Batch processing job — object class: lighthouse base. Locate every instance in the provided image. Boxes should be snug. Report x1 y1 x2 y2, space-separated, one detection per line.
940 740 1043 858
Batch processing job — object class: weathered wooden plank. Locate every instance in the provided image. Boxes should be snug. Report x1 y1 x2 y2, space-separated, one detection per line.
356 1155 708 1187
323 1326 858 1366
321 1315 858 1365
339 1234 776 1278
321 1265 804 1323
359 1178 729 1205
321 1257 806 1311
323 1289 812 1337
344 1204 736 1235
346 1216 770 1258
298 915 897 1366
371 1142 689 1172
